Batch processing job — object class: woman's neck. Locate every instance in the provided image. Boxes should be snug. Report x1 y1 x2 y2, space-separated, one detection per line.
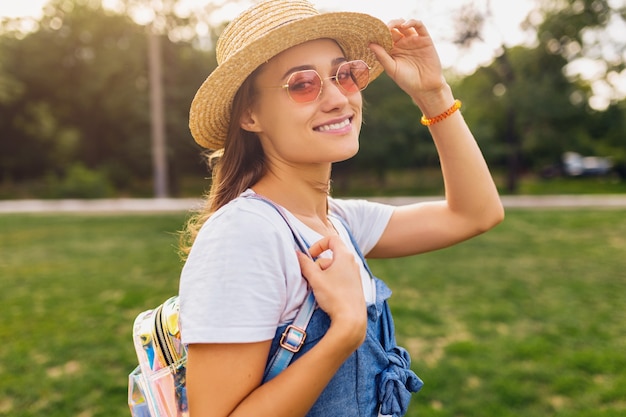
251 169 332 221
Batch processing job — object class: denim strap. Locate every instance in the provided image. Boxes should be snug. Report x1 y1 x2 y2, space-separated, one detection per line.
245 194 318 382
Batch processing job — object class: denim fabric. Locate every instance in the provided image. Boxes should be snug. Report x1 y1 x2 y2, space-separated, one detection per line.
267 278 423 417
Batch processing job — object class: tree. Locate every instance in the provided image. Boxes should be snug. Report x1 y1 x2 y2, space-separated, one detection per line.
0 0 217 196
450 0 625 192
1 1 151 189
0 36 57 184
537 0 625 108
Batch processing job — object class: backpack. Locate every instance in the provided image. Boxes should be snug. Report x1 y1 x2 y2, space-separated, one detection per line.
128 195 316 417
128 296 187 417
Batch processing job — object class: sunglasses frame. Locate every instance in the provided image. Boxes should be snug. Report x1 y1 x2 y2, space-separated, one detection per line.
277 59 371 103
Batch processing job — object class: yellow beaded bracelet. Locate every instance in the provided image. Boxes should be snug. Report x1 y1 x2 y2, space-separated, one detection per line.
420 99 462 126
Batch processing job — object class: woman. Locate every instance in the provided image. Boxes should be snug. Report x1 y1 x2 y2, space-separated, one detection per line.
178 1 504 416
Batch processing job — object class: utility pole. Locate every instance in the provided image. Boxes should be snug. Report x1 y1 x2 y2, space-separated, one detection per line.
148 28 168 198
140 0 242 198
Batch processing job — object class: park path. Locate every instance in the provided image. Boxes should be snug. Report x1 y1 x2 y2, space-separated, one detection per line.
1 195 626 213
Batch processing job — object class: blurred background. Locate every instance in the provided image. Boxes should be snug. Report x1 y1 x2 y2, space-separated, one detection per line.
1 0 625 200
1 3 626 417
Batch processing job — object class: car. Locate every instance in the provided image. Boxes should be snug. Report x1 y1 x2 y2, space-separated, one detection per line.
562 152 613 177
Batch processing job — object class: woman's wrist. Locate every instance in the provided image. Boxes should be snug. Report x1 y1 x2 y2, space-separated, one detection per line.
325 314 367 354
411 82 456 118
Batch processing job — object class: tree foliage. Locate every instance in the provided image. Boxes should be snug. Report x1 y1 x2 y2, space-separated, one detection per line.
0 0 211 196
452 0 626 191
0 0 624 198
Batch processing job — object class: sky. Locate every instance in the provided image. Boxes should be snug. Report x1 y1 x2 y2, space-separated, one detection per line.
184 0 539 74
0 0 537 74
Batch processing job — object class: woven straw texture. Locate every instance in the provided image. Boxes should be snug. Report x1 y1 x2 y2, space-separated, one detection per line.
189 0 392 150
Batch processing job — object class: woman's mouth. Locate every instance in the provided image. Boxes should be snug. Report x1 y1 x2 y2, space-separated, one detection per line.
314 117 352 133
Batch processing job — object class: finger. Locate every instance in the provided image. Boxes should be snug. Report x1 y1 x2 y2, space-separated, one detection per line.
296 250 313 266
390 27 405 43
315 257 333 270
295 255 317 292
306 236 332 258
307 235 350 258
388 19 421 44
388 19 429 43
387 18 406 29
391 26 418 41
296 247 322 272
400 19 430 37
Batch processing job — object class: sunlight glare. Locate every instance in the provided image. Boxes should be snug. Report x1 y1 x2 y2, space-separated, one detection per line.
0 0 47 18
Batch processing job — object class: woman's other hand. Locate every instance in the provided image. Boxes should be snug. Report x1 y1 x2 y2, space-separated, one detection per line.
297 236 367 348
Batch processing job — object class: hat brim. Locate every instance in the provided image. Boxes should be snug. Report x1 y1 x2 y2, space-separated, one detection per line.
189 12 392 150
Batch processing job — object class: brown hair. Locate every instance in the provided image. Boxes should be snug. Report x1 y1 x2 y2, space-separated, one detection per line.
179 69 265 258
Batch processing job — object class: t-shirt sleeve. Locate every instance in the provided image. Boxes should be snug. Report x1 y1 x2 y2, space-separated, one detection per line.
328 198 395 256
178 199 302 345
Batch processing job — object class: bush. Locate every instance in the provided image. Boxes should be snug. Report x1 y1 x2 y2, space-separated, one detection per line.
45 163 114 199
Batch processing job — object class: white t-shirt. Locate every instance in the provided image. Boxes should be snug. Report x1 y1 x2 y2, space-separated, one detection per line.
179 189 394 345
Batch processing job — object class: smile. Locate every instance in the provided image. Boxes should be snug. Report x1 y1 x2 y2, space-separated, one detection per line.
314 118 351 132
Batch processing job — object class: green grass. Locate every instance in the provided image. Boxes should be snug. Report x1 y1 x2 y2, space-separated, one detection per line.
1 209 625 417
387 210 626 417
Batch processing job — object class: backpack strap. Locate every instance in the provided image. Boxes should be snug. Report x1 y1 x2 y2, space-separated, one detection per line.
330 214 374 278
245 194 318 382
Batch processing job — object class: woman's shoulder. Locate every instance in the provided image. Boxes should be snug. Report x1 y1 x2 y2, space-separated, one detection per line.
328 196 394 224
328 197 395 255
200 192 294 242
184 192 301 276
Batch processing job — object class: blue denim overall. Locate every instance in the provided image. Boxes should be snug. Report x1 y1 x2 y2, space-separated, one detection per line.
265 218 423 417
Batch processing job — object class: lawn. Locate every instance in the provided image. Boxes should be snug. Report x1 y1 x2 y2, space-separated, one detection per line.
1 208 625 417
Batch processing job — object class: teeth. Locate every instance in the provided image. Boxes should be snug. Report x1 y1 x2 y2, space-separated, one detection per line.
316 119 350 132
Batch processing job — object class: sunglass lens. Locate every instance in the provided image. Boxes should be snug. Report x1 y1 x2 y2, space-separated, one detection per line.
287 70 322 103
337 61 370 93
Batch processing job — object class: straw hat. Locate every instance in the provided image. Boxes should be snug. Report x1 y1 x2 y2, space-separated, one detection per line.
189 0 393 150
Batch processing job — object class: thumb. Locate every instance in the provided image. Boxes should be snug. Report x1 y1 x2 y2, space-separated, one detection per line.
296 251 317 277
369 43 395 73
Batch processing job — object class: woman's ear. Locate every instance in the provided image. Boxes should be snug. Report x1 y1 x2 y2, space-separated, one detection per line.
239 109 262 133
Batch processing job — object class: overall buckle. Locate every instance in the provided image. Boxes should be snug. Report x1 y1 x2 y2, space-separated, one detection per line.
279 325 307 353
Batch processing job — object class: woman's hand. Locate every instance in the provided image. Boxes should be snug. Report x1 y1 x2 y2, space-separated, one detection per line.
369 19 448 108
366 19 505 259
297 236 367 347
187 237 369 417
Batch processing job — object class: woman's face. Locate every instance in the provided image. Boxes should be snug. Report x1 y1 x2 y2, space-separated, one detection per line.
241 39 363 167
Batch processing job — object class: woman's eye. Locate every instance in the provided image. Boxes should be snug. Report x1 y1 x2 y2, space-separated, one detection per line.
291 80 314 91
288 72 319 92
336 69 351 82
